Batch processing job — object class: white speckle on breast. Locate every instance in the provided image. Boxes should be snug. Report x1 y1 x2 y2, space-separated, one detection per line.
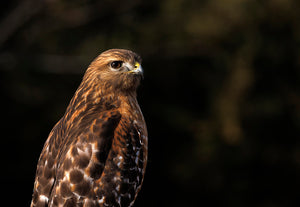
98 196 105 204
113 176 121 182
116 184 120 191
77 146 89 156
49 178 54 185
65 171 70 181
39 194 49 202
91 143 99 153
115 155 124 168
116 195 121 206
135 156 139 165
118 155 124 161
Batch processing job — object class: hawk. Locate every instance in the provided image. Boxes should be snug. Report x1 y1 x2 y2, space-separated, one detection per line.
30 49 148 207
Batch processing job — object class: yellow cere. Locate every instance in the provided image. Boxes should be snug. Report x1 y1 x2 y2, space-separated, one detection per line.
134 62 140 70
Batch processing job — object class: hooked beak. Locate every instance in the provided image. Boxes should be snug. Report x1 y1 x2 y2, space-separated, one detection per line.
126 62 143 77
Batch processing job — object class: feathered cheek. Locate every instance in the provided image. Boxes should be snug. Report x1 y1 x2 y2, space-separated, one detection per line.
117 73 141 90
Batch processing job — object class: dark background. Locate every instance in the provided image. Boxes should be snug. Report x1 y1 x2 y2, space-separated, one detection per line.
1 0 300 206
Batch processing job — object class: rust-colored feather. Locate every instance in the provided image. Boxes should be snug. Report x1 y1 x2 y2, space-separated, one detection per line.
31 49 148 207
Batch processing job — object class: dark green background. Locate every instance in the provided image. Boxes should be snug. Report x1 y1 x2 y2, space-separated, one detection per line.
1 0 299 206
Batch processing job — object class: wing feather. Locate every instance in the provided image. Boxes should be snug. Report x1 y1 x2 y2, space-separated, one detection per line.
31 120 64 207
48 110 121 206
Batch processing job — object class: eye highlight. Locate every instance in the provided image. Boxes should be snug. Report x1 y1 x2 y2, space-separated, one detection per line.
110 61 123 69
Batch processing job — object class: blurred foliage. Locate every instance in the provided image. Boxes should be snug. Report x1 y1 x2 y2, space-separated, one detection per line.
1 0 300 206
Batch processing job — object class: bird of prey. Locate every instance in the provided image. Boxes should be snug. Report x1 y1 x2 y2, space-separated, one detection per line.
30 49 148 207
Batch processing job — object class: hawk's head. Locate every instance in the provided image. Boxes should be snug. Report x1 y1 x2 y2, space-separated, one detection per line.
85 49 143 92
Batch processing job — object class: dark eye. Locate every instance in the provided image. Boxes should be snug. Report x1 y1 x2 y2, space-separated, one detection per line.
110 61 123 69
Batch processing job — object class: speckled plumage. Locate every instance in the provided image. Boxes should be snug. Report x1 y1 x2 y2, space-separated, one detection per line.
31 49 148 207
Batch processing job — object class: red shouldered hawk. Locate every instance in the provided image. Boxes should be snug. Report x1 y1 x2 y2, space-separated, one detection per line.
30 49 148 207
